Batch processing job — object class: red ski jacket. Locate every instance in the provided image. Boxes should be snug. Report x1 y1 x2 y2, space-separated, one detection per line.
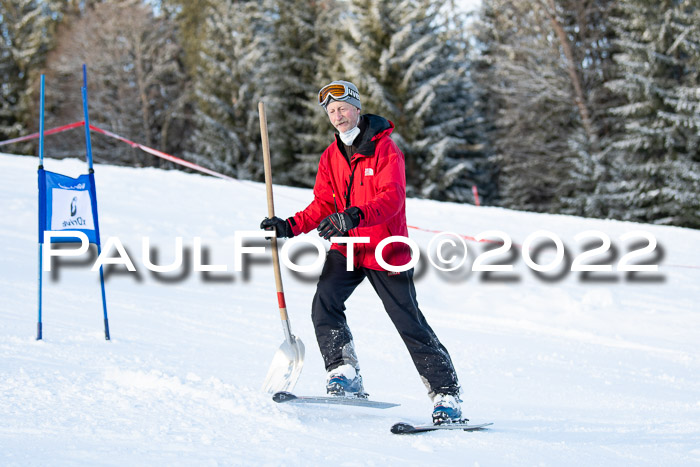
289 114 411 271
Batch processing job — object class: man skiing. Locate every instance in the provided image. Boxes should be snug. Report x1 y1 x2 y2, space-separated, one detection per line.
260 80 462 423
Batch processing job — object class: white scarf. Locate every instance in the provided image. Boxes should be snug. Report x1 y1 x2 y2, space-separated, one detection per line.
339 126 361 145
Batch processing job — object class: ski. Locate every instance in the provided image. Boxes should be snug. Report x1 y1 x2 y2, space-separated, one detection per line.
391 420 493 434
272 391 400 409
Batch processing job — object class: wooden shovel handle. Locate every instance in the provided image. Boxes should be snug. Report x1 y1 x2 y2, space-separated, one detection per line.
258 102 289 322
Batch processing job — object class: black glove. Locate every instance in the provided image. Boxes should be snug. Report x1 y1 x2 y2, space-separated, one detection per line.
317 207 363 240
260 216 294 238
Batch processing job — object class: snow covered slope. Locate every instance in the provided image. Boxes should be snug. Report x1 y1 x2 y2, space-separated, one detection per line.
1 154 699 466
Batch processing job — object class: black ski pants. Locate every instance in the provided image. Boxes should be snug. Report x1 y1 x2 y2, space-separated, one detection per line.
311 250 460 397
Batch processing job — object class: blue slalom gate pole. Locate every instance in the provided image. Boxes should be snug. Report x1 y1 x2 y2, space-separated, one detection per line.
82 65 94 170
37 75 46 340
39 75 45 167
82 64 110 340
96 244 110 340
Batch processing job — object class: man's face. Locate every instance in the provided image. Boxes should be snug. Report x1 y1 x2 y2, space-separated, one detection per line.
326 100 361 133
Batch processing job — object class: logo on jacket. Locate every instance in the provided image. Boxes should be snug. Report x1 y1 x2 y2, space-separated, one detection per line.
364 168 374 176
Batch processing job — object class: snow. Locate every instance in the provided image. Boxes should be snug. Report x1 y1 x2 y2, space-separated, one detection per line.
1 153 699 466
457 0 482 13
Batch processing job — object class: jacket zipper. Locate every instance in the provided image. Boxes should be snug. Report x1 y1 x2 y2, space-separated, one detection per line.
345 162 358 208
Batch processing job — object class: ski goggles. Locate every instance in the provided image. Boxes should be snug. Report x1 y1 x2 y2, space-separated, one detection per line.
318 81 361 108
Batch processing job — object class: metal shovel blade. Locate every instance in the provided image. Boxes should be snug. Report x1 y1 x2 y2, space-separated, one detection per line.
262 336 305 394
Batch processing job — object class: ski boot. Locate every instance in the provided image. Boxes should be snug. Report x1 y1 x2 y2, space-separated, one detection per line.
326 364 367 398
432 393 463 425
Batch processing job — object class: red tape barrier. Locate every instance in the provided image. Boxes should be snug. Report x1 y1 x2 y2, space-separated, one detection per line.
0 120 236 182
87 124 237 182
406 224 506 246
0 121 86 146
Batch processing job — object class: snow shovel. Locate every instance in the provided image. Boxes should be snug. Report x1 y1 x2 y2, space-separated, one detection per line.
258 101 305 394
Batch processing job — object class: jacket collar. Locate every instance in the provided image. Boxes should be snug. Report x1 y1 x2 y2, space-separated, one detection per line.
335 114 394 158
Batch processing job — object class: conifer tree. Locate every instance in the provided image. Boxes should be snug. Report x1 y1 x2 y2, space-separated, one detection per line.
0 0 63 151
603 0 700 227
333 0 486 203
472 0 576 212
185 0 266 179
187 0 333 184
255 0 331 186
296 0 350 187
549 0 623 219
472 0 619 215
42 0 189 167
598 0 700 227
162 0 212 75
